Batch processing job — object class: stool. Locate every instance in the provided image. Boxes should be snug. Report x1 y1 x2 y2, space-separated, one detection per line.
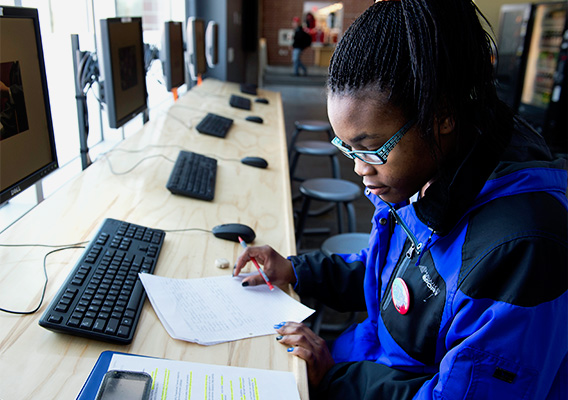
295 178 362 250
289 140 341 182
288 120 334 160
311 232 370 336
321 232 370 256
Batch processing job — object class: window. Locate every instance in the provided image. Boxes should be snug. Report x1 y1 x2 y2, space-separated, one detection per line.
0 0 187 232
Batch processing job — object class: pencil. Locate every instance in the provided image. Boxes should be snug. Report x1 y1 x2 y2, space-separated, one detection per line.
238 236 274 291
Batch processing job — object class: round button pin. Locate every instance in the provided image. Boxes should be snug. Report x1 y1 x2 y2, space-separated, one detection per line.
392 277 410 314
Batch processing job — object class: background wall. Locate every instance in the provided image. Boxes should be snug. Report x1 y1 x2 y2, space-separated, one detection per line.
475 0 563 33
261 0 566 66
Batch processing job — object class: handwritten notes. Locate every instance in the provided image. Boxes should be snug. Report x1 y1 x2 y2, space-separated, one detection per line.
139 273 314 345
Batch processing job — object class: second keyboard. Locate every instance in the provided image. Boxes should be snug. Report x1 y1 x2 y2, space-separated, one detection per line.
166 150 217 201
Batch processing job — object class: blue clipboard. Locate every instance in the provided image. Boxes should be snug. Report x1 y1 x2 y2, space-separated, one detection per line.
76 351 149 400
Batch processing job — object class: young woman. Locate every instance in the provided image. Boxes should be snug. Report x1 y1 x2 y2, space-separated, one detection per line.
235 1 568 398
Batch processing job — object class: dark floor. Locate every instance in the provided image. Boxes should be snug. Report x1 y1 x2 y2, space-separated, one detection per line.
264 65 371 341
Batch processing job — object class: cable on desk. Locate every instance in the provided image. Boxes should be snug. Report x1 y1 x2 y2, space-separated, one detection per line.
96 144 187 162
96 145 242 177
161 227 212 234
166 111 193 129
102 153 177 176
0 244 86 315
0 241 89 248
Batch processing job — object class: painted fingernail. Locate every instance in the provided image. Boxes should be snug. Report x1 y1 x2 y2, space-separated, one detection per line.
242 281 249 287
287 347 294 352
232 264 236 277
276 335 283 341
273 322 285 329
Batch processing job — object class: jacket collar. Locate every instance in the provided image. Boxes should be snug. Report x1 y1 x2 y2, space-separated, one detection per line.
413 117 559 235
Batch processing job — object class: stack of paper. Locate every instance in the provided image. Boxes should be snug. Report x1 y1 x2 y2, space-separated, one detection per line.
139 273 315 345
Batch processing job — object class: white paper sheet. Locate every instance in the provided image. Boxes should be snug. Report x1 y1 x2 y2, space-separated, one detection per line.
108 353 301 400
139 273 314 345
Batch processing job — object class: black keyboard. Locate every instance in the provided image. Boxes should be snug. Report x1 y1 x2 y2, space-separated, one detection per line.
195 113 234 138
229 94 252 110
166 150 217 201
39 218 165 344
240 83 257 95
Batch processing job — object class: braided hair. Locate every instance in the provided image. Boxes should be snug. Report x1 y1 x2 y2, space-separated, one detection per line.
328 0 511 153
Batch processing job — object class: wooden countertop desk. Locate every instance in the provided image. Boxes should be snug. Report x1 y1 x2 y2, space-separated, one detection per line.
0 79 308 399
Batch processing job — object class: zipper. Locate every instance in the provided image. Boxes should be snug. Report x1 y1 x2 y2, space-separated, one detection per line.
383 200 422 254
377 197 423 311
382 241 417 311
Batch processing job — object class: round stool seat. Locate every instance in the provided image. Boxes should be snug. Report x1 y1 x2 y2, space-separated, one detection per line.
295 120 332 132
300 178 361 203
321 232 370 256
294 140 338 156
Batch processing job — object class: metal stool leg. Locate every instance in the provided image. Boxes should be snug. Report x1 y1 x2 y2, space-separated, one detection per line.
346 202 357 232
288 128 301 160
295 196 312 249
290 152 301 181
331 155 341 179
336 202 345 234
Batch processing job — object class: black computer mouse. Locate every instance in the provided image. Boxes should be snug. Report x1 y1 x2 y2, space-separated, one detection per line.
245 115 263 124
241 156 268 169
211 223 256 243
255 98 269 104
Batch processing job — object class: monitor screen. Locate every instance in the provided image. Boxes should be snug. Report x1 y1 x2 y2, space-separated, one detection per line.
186 17 207 81
100 17 147 129
0 6 58 205
161 21 185 91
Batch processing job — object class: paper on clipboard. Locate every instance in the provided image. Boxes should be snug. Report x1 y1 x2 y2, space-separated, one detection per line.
108 353 302 400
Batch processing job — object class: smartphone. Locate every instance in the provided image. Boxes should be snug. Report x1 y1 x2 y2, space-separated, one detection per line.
95 370 152 400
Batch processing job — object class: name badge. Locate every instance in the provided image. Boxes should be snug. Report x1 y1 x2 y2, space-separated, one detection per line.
392 277 410 314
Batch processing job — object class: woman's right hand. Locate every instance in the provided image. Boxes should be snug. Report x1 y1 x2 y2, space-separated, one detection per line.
234 245 296 289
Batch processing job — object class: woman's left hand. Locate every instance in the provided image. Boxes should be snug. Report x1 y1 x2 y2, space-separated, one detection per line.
274 321 335 387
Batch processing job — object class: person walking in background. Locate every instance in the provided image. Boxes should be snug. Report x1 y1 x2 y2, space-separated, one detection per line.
292 16 310 77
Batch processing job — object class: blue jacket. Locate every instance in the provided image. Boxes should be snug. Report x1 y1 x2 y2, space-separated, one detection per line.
291 121 568 399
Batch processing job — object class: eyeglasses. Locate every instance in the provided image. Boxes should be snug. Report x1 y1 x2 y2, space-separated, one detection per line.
331 119 415 165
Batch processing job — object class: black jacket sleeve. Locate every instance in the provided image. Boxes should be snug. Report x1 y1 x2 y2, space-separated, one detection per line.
313 361 432 400
289 251 367 312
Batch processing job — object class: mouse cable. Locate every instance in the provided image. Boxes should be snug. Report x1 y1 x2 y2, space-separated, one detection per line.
95 144 242 175
0 244 86 315
211 154 240 163
161 227 212 234
167 112 193 130
98 144 187 158
0 241 89 248
103 143 242 164
102 153 177 176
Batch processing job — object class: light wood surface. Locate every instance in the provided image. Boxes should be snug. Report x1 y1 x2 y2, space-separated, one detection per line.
0 79 308 399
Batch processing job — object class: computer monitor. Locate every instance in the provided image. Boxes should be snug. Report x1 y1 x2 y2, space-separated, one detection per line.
205 21 219 68
100 17 148 129
0 6 58 205
161 21 185 91
186 17 207 81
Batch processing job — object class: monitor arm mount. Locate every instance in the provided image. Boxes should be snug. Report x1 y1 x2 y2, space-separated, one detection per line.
71 34 100 170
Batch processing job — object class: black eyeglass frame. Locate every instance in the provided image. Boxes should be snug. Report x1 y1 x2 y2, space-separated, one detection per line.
331 119 415 165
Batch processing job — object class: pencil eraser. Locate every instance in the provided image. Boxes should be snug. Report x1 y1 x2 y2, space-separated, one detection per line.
215 258 230 269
